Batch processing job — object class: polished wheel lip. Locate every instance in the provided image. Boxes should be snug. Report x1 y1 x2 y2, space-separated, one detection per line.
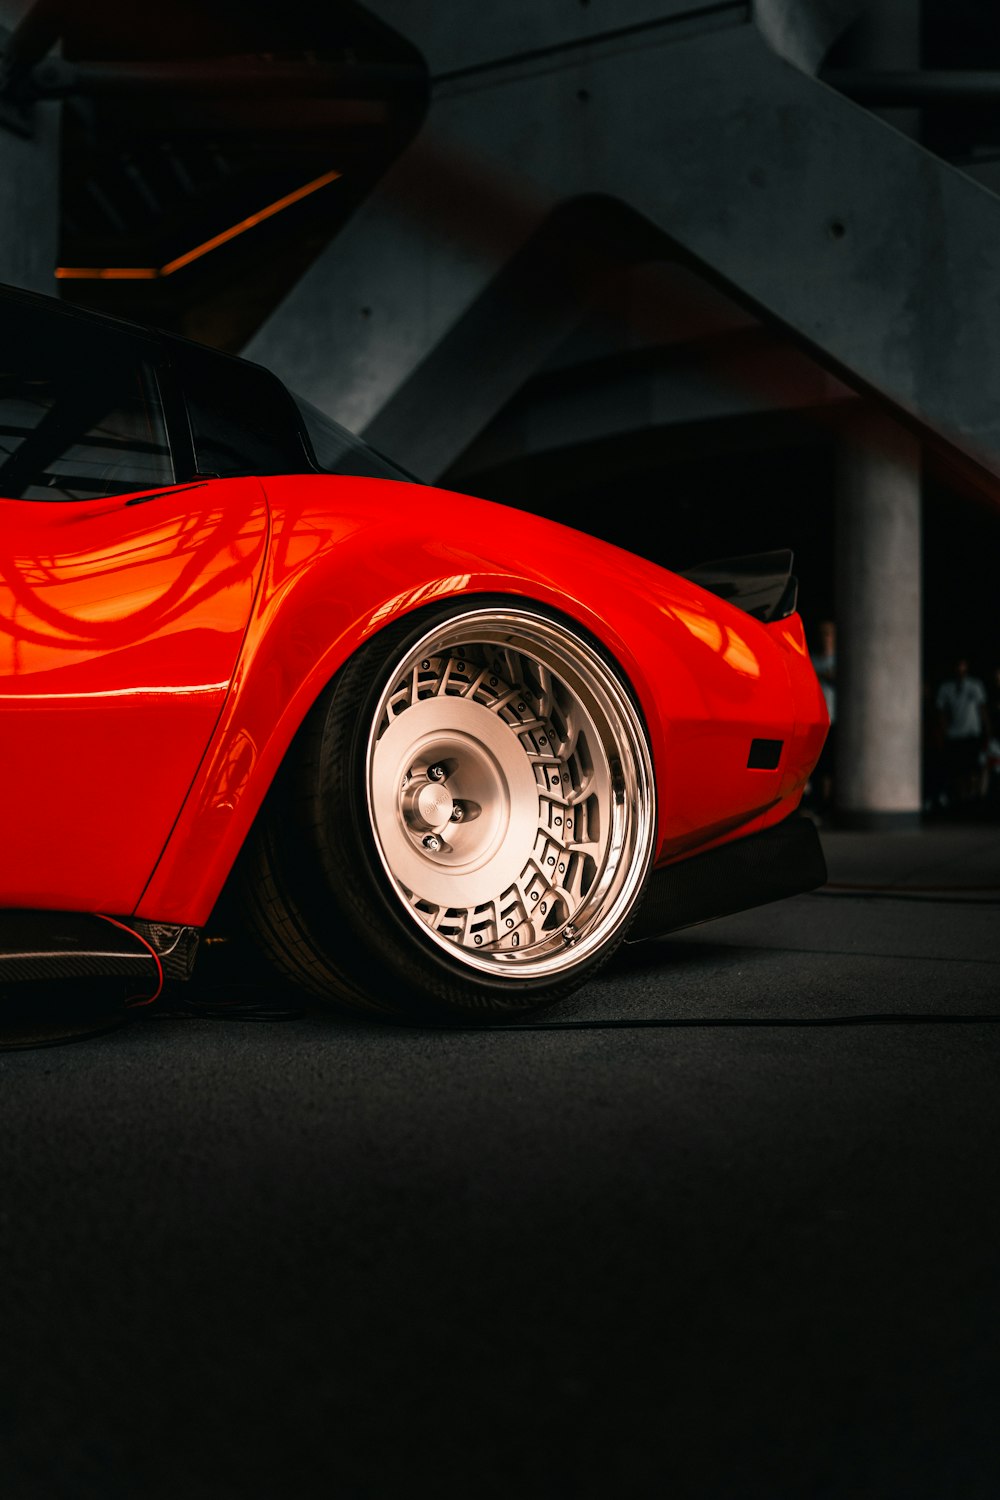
364 606 656 981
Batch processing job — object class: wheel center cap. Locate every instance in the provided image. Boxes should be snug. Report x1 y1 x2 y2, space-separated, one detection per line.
408 780 454 830
371 696 542 909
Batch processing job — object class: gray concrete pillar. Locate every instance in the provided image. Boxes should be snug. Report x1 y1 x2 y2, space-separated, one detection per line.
834 406 923 828
829 4 923 831
0 1 60 293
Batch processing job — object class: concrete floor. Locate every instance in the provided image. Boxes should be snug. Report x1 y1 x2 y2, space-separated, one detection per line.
1 824 999 1498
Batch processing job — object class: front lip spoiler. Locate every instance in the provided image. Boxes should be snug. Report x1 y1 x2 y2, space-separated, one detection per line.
628 813 827 942
0 911 152 982
0 912 199 982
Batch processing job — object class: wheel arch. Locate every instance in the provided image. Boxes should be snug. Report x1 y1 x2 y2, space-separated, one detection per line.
133 521 667 928
229 589 661 1016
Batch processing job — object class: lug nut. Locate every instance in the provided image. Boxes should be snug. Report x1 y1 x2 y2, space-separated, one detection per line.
422 834 442 852
427 763 446 782
450 804 465 823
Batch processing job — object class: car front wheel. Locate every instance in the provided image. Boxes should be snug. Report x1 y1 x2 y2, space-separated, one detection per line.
241 598 656 1019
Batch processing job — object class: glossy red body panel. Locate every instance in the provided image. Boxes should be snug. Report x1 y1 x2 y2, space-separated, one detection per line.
0 481 268 912
135 475 828 926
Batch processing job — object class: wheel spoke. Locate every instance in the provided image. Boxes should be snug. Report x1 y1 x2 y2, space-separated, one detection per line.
535 662 555 720
464 663 493 700
491 684 523 713
553 700 580 760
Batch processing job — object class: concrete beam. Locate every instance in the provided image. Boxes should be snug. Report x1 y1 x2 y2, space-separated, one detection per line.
378 0 738 77
452 329 855 483
244 4 749 462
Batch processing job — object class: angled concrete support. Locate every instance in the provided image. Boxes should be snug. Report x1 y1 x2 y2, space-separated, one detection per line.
246 0 1000 492
452 327 855 486
245 4 796 474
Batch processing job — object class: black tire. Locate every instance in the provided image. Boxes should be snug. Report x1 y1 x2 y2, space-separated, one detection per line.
238 596 656 1020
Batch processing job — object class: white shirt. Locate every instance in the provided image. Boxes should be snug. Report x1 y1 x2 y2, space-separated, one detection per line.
936 676 986 739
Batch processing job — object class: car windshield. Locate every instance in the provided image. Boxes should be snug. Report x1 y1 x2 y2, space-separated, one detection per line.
292 394 419 483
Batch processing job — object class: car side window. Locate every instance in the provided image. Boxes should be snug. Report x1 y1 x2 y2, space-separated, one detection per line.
0 307 173 502
176 348 305 478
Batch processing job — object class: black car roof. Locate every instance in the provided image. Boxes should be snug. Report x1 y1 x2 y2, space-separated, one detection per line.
0 278 276 386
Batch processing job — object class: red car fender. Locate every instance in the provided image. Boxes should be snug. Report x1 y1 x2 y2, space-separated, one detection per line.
663 611 829 863
137 475 821 925
0 480 268 915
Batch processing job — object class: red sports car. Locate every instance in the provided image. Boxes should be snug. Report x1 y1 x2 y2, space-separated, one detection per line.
0 284 828 1019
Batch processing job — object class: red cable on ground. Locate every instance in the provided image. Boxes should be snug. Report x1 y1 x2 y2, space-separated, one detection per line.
94 914 164 1007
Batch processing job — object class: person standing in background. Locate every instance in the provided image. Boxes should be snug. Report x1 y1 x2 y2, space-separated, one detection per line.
935 657 991 811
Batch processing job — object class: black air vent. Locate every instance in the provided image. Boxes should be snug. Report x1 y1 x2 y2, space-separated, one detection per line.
748 738 783 770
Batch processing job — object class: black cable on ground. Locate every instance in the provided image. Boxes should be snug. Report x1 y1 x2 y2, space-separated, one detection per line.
817 892 1000 905
152 985 306 1022
0 1015 128 1051
815 884 1000 905
7 995 1000 1046
424 1012 1000 1033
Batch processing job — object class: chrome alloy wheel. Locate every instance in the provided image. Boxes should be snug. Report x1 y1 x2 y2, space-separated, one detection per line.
366 607 655 980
